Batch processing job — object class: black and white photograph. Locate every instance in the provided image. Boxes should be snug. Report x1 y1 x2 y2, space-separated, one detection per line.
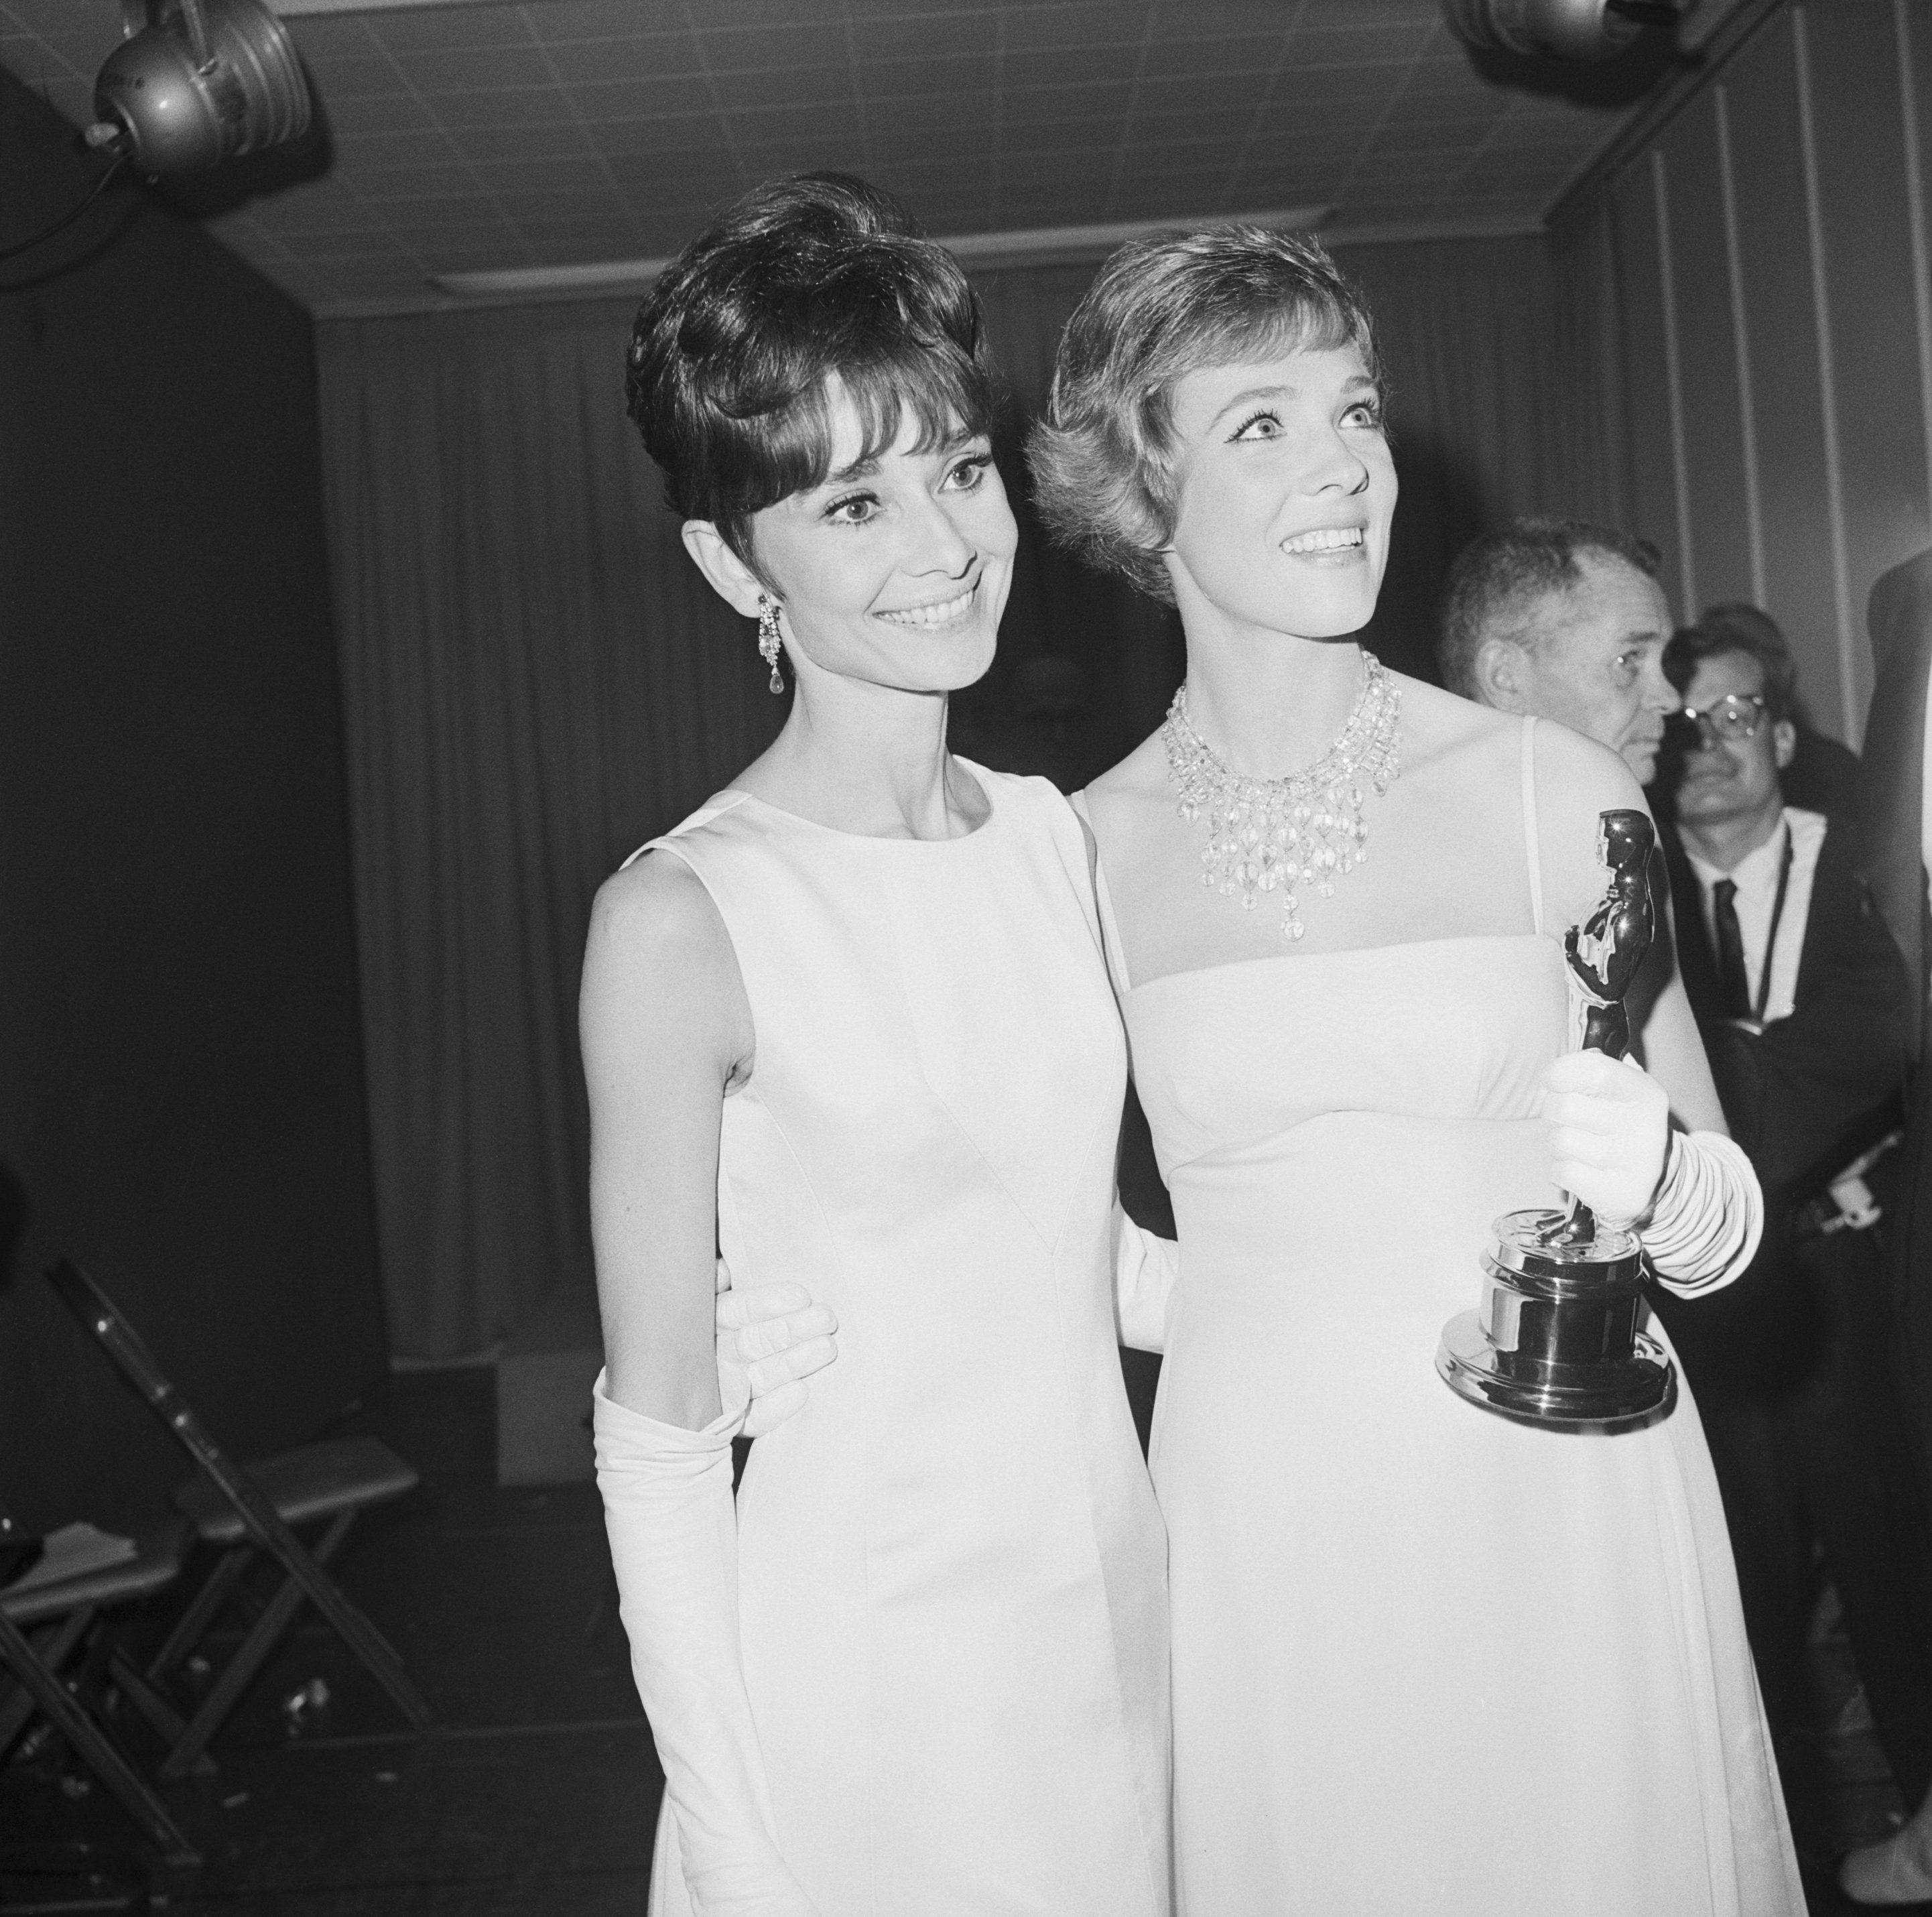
4 1 1932 1912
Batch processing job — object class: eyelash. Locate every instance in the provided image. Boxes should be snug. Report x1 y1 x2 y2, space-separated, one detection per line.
821 452 990 525
1228 399 1384 442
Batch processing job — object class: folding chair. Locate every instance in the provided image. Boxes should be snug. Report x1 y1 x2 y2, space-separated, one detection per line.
46 1259 431 1779
0 1515 200 1869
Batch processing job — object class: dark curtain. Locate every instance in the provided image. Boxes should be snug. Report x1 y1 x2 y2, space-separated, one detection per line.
317 234 1571 1361
316 301 782 1357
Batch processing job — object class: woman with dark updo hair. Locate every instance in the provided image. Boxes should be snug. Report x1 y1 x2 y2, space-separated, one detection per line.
582 174 1171 1917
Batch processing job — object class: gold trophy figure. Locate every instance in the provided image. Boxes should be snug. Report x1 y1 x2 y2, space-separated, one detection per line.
1435 810 1677 1430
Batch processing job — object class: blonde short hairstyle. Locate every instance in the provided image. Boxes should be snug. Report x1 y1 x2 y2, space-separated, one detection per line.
1027 227 1382 604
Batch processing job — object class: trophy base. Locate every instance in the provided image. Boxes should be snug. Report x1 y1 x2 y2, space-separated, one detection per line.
1435 1207 1677 1433
1436 1311 1676 1431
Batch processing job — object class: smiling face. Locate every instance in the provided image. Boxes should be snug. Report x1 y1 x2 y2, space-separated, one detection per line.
1159 343 1396 643
1513 555 1677 783
742 382 1017 696
1671 648 1793 836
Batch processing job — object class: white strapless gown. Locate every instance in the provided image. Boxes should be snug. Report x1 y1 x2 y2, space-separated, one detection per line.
1096 843 1803 1913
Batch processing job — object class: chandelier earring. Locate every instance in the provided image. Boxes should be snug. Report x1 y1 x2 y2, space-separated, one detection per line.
756 594 785 696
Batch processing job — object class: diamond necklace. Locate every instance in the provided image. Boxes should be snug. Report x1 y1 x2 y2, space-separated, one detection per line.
1161 652 1402 942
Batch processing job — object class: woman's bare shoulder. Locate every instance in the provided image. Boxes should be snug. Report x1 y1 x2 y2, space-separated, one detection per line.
1531 718 1645 817
1393 674 1529 786
582 849 743 1046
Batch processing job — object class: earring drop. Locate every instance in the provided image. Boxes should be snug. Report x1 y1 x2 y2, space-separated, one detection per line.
757 594 785 695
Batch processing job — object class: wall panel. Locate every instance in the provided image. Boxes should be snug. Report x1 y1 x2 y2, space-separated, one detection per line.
1610 158 1686 604
1659 93 1757 613
1724 18 1842 725
1555 0 1932 745
1806 1 1924 731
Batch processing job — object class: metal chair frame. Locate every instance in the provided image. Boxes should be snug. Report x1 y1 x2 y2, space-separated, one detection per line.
45 1259 431 1778
0 1516 200 1870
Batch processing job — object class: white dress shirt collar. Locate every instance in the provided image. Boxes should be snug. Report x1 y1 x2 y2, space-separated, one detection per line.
1681 808 1827 1026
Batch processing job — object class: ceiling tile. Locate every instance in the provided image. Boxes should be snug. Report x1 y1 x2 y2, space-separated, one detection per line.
1286 21 1439 66
285 16 380 62
865 90 1001 140
0 0 1659 314
331 127 465 174
1002 79 1138 127
710 63 856 111
597 117 732 160
367 7 539 57
697 21 854 74
445 126 599 171
545 36 706 85
320 92 439 142
372 171 507 205
1143 1 1289 42
438 90 589 135
541 0 688 39
1001 4 1149 54
1145 33 1289 81
738 103 873 149
470 153 614 194
860 51 1003 98
393 44 560 95
293 54 405 100
1134 71 1278 121
570 76 720 124
862 13 1003 59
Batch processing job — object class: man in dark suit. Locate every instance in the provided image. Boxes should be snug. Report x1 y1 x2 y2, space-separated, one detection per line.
1658 613 1932 1875
1842 549 1932 1903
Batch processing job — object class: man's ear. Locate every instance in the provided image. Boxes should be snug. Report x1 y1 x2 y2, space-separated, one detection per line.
1472 637 1529 715
1772 717 1797 771
682 521 767 619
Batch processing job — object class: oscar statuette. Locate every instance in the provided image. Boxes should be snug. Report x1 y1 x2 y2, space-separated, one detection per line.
1435 809 1677 1430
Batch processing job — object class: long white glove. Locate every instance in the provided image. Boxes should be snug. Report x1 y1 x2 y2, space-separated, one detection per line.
714 1261 838 1439
592 1373 820 1916
1542 1048 1672 1225
1114 1205 1179 1354
1541 1050 1760 1295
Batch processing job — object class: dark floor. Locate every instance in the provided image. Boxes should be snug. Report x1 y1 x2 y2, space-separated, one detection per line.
1 1367 662 1914
1 1365 1925 1914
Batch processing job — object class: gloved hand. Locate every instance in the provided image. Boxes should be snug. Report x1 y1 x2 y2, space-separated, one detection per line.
1541 1048 1671 1230
714 1259 838 1439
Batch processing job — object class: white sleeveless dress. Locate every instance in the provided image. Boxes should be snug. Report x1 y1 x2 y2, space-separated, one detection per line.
635 763 1170 1917
1086 719 1802 1917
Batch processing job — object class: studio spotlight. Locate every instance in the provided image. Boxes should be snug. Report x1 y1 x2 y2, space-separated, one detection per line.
86 0 311 178
1443 0 1683 62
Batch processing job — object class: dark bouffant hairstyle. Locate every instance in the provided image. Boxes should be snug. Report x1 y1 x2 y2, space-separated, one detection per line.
1027 226 1382 605
1665 603 1798 722
1435 518 1662 697
625 172 999 572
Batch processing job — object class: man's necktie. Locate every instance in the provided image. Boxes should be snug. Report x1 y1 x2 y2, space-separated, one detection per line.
1712 877 1752 1019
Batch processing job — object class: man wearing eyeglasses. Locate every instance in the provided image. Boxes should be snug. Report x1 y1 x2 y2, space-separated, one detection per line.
1658 609 1931 1875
